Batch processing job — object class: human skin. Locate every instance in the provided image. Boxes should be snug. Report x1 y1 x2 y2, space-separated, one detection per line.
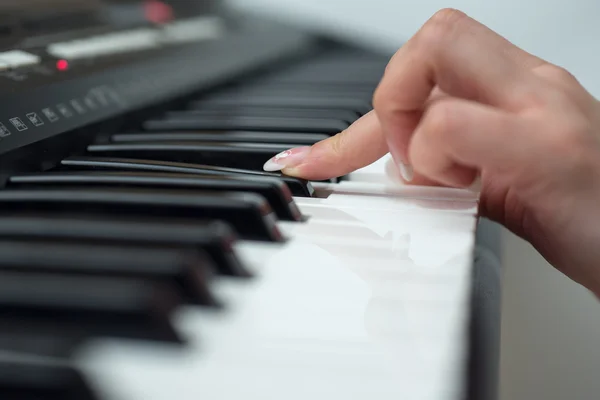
262 9 600 297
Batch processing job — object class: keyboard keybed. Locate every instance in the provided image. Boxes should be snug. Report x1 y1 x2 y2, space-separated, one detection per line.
0 24 480 400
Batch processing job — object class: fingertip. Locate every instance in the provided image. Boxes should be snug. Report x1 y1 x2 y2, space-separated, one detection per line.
385 157 442 186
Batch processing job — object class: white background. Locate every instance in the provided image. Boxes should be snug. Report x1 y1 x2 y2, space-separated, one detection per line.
226 1 600 399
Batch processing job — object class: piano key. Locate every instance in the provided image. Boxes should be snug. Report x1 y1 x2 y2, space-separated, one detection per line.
112 131 330 144
239 80 378 94
213 86 374 101
0 357 99 400
9 171 304 222
74 184 479 400
142 115 349 134
261 60 385 84
251 69 383 85
61 156 316 197
0 214 249 277
86 142 294 173
0 271 183 343
0 188 283 242
190 96 372 115
167 107 359 123
0 240 217 307
0 329 86 358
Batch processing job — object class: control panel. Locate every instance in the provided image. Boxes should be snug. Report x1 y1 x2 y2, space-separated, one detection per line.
0 16 312 156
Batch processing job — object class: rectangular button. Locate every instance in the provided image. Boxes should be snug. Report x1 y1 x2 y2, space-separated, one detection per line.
47 28 159 60
0 50 40 68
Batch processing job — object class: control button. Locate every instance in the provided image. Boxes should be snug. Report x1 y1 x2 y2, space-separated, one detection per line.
26 112 44 127
161 16 224 44
42 108 59 122
90 89 109 106
84 96 98 110
70 100 86 114
0 123 11 138
47 29 159 60
57 104 73 118
9 118 28 132
0 50 41 68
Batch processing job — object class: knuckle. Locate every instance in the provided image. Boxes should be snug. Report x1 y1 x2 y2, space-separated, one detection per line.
429 8 468 25
418 8 467 45
538 64 579 86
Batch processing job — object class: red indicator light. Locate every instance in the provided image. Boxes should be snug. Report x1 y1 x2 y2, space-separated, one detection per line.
144 0 174 24
56 60 69 71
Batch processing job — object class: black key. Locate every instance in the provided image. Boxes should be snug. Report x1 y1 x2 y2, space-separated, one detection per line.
10 171 303 221
190 96 372 115
0 330 85 358
0 357 99 400
112 131 330 144
262 61 385 84
0 214 249 277
168 107 359 123
247 70 382 86
143 116 348 134
240 80 378 93
233 82 376 95
0 240 217 307
0 188 283 242
0 271 183 343
61 156 316 197
86 142 292 173
214 86 374 101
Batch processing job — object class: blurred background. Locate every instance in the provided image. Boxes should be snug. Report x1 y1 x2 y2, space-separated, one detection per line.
222 1 600 400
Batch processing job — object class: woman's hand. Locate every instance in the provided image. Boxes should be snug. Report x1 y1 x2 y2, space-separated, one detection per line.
262 9 600 296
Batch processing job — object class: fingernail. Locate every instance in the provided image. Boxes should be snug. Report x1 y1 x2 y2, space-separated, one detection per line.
263 146 311 172
387 146 413 182
398 163 414 182
385 158 414 183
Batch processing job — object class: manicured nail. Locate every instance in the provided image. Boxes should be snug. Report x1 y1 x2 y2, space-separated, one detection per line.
398 163 414 182
263 146 311 172
387 145 413 182
385 158 413 183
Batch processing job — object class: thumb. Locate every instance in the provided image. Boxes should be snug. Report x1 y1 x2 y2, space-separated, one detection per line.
262 111 388 181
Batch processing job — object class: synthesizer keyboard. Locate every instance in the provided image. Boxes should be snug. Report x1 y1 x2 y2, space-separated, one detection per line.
0 2 500 400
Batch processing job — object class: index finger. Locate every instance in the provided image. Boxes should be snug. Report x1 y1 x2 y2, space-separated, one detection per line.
374 9 548 173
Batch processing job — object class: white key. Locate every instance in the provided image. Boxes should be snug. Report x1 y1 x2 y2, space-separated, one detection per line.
72 157 477 400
